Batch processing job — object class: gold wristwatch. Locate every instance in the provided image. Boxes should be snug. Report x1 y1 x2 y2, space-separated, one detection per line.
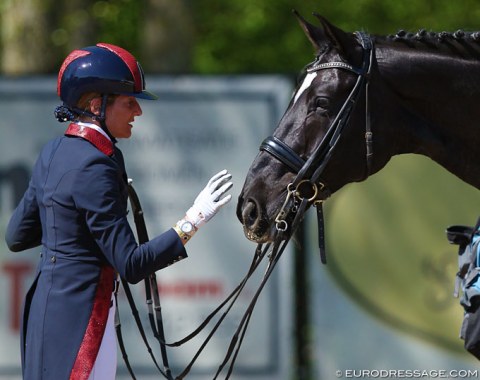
174 219 196 243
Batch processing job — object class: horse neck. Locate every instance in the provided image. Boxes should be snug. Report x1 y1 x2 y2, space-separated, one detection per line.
373 40 480 189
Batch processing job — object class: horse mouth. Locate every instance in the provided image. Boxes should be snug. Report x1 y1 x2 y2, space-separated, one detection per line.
238 197 275 243
238 196 299 243
242 225 277 244
244 227 265 242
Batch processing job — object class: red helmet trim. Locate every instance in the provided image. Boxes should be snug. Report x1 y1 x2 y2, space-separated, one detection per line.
96 43 143 92
57 49 91 97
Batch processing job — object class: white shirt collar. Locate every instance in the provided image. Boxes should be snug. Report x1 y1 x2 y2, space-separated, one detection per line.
75 121 111 141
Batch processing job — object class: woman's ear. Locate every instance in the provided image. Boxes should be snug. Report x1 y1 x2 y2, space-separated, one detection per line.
89 97 102 116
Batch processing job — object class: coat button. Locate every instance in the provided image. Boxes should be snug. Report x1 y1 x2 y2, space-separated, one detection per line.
51 256 56 263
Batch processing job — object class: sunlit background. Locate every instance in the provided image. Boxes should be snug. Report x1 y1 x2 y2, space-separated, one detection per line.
2 1 480 379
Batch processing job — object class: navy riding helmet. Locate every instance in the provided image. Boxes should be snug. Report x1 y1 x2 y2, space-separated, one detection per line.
55 43 157 122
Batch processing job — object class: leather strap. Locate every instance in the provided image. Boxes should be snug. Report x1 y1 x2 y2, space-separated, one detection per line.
125 181 173 380
260 136 305 173
316 204 327 264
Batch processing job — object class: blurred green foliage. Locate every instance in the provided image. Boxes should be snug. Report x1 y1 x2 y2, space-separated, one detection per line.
50 0 144 57
91 0 143 45
4 0 480 74
189 0 480 74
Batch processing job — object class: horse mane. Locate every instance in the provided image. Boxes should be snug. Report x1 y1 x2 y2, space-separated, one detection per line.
377 28 480 58
387 29 480 42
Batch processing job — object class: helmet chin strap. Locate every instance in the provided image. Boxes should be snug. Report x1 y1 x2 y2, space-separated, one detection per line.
97 94 116 143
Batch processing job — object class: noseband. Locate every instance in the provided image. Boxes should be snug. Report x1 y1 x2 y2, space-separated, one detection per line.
259 32 374 263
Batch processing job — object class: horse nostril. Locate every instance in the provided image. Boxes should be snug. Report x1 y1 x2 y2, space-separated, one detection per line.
242 199 259 229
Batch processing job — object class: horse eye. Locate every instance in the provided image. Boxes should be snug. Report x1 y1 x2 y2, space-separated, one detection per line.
315 97 329 109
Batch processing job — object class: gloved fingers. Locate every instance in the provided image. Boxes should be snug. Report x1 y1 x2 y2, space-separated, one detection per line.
212 181 233 202
209 172 232 193
193 171 230 204
207 169 229 187
215 193 232 207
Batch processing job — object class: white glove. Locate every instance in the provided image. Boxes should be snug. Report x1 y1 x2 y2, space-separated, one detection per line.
186 169 233 228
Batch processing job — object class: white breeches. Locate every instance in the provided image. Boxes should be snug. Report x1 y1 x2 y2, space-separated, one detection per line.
88 295 117 380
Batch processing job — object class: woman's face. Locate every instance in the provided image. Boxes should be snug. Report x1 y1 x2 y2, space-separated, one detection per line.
104 95 143 138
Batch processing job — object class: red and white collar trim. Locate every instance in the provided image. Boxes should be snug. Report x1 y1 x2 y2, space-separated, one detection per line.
75 122 111 140
65 123 114 156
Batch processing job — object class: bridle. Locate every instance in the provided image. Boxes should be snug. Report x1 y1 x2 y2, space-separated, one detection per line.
259 32 374 263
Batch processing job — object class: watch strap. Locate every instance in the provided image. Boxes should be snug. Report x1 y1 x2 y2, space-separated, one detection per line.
174 225 191 243
174 218 197 244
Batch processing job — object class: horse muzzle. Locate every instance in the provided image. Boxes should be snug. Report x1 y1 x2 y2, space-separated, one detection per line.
236 195 278 243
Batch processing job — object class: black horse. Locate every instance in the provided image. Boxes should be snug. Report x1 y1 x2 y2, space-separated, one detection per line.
237 11 480 246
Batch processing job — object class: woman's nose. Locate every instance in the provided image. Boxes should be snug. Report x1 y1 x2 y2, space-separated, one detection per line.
135 100 143 116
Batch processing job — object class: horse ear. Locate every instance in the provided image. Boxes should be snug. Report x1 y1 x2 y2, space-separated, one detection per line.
293 9 325 51
294 10 358 59
312 13 358 58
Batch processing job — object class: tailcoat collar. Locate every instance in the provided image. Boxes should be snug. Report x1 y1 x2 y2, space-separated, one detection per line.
65 123 114 156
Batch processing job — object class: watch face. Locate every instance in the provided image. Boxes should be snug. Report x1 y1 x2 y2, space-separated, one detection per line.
181 221 193 233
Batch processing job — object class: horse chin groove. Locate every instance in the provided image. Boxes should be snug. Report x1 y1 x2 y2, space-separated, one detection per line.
243 227 267 243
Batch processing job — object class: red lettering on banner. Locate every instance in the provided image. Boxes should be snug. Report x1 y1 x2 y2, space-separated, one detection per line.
158 280 223 298
2 261 33 332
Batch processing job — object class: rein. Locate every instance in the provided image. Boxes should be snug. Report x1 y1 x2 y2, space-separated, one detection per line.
120 181 290 379
259 32 374 263
115 180 174 380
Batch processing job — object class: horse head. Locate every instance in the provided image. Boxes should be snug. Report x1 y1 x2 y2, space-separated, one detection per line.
238 10 480 246
237 12 376 243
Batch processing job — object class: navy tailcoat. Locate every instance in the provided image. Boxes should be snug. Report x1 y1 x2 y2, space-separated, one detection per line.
6 125 187 379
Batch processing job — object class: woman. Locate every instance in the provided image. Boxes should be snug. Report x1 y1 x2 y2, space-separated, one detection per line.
5 43 232 380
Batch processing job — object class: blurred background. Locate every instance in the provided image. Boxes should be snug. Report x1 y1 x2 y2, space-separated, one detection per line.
3 0 480 379
4 0 480 76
